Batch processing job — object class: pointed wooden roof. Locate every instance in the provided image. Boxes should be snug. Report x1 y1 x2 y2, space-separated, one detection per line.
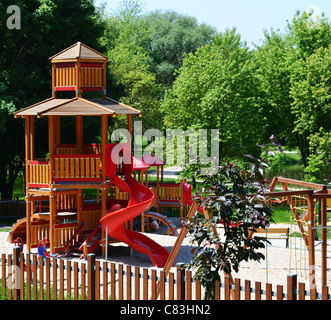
14 97 141 117
49 42 108 63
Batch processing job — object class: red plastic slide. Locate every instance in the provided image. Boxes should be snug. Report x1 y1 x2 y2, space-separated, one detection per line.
100 143 170 268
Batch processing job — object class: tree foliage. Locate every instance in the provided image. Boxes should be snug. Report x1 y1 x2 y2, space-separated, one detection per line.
305 129 331 183
254 10 331 167
142 10 216 88
161 29 262 160
102 2 216 130
102 0 161 130
290 45 331 166
0 0 105 199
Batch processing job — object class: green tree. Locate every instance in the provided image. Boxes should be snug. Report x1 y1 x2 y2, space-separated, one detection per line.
255 10 331 167
162 29 262 160
103 0 162 130
253 30 296 146
142 10 216 89
287 10 331 60
290 45 331 167
0 0 105 199
305 129 331 183
0 97 24 200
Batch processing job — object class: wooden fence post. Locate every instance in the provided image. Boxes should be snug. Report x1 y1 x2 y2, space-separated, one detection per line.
88 254 96 300
287 274 297 300
13 247 20 300
176 264 185 300
307 193 316 290
225 275 231 300
20 252 25 300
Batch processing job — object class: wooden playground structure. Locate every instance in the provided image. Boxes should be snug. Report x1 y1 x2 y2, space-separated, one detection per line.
9 42 188 261
6 42 331 295
159 176 331 295
268 177 331 288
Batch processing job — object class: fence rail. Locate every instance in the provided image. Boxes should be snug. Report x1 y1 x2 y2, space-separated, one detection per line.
0 199 25 219
1 248 330 301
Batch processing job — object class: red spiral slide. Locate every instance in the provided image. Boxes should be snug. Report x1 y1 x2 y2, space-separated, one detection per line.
100 143 170 268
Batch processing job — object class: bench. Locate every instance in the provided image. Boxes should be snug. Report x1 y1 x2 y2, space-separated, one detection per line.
253 227 290 248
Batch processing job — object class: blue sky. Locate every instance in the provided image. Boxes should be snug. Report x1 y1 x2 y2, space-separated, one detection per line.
95 0 331 47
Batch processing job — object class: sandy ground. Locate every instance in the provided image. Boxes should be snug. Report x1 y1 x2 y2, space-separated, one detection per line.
1 219 331 291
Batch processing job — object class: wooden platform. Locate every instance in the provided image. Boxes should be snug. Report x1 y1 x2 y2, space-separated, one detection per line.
31 211 77 220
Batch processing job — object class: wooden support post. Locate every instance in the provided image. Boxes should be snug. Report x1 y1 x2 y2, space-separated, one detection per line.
76 116 83 154
145 170 148 187
307 193 316 290
25 116 30 192
77 190 83 225
101 114 108 256
49 192 56 254
48 116 55 185
156 166 160 202
321 190 328 287
127 114 132 151
25 198 31 253
54 116 61 146
101 187 107 256
101 114 108 183
29 116 35 161
161 166 164 184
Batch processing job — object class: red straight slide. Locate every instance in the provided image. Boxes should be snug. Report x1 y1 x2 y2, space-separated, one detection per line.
100 144 170 268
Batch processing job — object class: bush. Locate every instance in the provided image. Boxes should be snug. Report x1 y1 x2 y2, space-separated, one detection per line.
183 153 274 299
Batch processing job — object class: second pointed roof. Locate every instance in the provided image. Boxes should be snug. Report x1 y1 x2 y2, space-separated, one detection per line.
49 42 108 63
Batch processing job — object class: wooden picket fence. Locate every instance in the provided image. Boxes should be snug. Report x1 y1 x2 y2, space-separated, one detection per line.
1 248 331 301
0 199 26 219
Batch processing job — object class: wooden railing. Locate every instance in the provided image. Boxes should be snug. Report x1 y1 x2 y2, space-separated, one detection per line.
269 177 331 288
52 154 102 182
158 183 182 202
0 199 26 218
30 221 79 250
28 160 50 188
54 223 80 251
55 143 101 155
30 220 50 248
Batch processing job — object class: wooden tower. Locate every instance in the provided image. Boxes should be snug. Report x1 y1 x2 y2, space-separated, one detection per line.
12 43 141 255
50 42 108 98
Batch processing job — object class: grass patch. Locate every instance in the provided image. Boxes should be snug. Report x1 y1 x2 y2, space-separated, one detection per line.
0 279 88 300
272 206 292 224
